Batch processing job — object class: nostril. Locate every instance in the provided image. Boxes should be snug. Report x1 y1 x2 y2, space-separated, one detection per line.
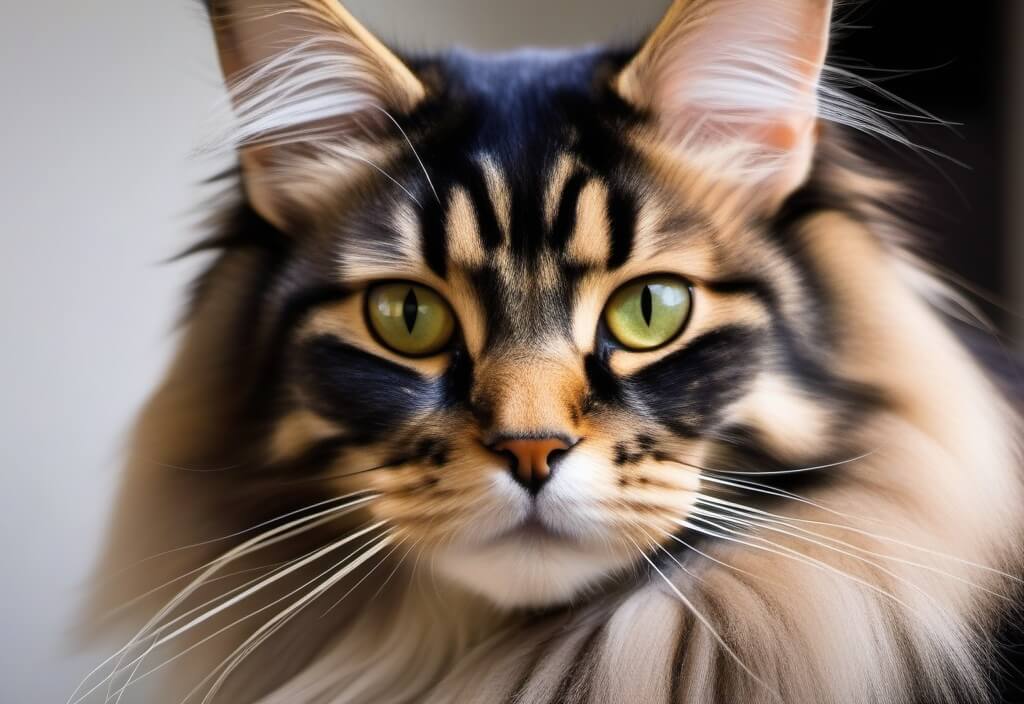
497 448 520 473
546 447 571 471
486 435 579 494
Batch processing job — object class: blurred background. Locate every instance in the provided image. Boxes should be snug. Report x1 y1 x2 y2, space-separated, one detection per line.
0 1 1021 701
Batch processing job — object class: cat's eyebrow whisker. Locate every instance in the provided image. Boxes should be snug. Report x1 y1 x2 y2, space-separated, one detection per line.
70 494 382 704
250 135 423 209
371 105 441 205
99 525 396 704
625 535 782 703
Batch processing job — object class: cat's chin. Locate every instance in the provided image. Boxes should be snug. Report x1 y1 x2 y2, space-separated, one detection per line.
431 536 626 609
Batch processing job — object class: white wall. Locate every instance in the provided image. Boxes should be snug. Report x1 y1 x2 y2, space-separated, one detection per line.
0 3 220 702
0 2 670 702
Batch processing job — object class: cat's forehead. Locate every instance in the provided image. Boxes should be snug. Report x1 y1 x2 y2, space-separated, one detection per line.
332 146 718 355
338 52 715 267
427 46 624 138
336 149 714 285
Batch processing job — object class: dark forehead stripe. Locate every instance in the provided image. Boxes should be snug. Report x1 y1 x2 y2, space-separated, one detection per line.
417 157 637 280
418 157 505 278
407 48 643 273
459 160 504 251
419 190 449 279
507 168 547 262
549 170 589 253
606 186 636 269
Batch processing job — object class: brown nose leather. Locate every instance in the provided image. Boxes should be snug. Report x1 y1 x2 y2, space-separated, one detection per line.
491 437 572 493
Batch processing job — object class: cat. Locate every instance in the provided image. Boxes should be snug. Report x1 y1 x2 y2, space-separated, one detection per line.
76 1 1024 702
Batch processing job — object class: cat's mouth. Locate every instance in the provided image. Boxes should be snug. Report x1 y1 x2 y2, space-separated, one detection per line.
494 511 568 544
434 504 628 608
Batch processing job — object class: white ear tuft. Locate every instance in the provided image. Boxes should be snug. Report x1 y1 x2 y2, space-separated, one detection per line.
616 0 833 208
207 1 426 229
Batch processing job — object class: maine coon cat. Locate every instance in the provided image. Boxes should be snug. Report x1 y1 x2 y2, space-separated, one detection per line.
76 1 1024 702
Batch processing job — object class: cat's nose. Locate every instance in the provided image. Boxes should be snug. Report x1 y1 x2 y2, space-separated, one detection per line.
489 436 576 495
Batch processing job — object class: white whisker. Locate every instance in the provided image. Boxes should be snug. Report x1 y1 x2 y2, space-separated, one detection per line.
364 535 423 606
104 526 394 704
683 513 916 613
107 496 378 690
659 529 768 584
692 503 953 612
701 450 875 477
321 532 409 616
100 491 378 617
626 536 782 702
198 532 399 704
73 513 385 704
372 106 440 205
697 494 1020 596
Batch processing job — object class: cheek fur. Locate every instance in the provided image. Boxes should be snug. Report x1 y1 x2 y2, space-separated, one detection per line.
539 442 701 541
624 325 761 437
294 335 444 440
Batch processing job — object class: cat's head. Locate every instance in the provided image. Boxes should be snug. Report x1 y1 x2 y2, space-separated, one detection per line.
197 0 876 608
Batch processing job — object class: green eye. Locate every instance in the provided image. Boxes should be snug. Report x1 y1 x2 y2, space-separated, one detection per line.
604 276 692 351
366 282 455 357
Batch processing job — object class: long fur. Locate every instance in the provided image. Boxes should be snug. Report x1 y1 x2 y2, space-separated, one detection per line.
76 2 1024 703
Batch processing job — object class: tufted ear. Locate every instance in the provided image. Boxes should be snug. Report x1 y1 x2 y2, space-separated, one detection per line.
206 0 426 229
615 0 833 211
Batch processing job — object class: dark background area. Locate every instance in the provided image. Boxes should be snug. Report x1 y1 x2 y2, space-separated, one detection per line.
833 1 1011 324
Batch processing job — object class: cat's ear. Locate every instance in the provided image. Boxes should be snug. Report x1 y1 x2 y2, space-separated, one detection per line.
207 0 426 229
615 0 833 210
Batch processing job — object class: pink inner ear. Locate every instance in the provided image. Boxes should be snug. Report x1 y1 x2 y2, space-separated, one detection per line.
619 0 832 202
761 116 815 152
651 25 825 144
207 1 428 230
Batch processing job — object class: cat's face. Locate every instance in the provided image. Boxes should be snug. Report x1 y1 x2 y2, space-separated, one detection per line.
206 0 861 608
262 54 860 608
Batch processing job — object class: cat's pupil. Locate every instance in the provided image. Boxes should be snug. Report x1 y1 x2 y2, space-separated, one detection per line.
640 285 653 327
402 288 418 333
